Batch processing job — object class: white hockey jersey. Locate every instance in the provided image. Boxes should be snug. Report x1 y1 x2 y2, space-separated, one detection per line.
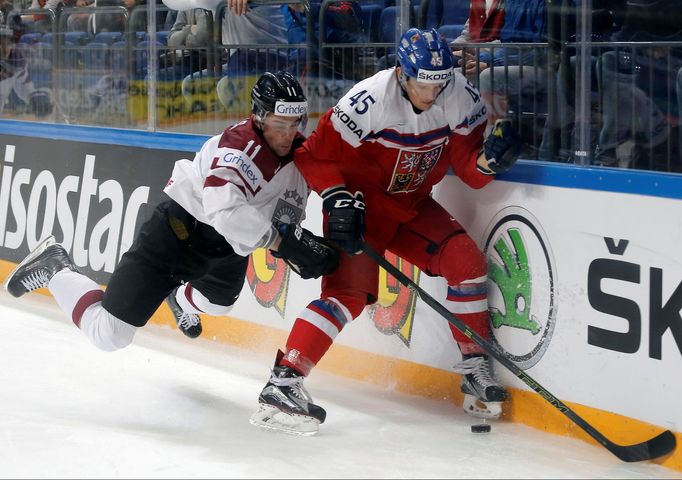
331 67 487 150
164 118 309 256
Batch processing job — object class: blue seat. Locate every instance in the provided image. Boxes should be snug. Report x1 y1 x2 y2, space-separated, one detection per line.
360 4 382 42
63 40 82 68
18 32 43 44
421 0 442 29
65 31 89 45
94 31 123 45
82 42 110 71
143 31 169 45
30 41 52 60
27 42 53 88
358 0 391 6
155 31 169 45
441 1 469 26
40 32 56 45
438 24 465 43
133 40 164 79
110 40 128 73
224 49 289 76
379 6 398 43
379 5 418 43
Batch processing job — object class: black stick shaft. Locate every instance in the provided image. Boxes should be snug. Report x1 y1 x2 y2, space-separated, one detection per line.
363 244 675 462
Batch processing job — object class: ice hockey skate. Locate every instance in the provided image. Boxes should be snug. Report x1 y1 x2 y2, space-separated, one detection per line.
455 354 508 420
4 236 78 298
250 363 326 436
165 287 202 338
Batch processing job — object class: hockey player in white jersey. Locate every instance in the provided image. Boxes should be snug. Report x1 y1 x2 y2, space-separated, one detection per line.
250 28 522 435
4 70 338 351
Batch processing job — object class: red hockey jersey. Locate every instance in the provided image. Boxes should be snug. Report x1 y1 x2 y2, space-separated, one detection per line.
295 68 492 223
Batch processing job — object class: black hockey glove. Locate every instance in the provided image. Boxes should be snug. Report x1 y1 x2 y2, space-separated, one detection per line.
273 223 339 279
477 119 523 175
321 186 365 255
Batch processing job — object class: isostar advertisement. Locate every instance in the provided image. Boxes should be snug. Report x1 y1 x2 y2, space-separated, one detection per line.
0 135 182 283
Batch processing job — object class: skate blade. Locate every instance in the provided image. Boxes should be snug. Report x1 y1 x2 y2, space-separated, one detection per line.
249 404 320 436
462 394 502 420
3 236 57 293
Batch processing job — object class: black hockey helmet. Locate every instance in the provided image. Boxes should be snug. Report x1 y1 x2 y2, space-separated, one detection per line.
251 70 308 127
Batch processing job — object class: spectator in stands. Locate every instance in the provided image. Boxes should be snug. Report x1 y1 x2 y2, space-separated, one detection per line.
211 0 287 111
0 22 52 117
69 0 95 31
221 0 287 45
168 8 209 48
538 0 626 162
281 0 367 80
593 0 682 169
91 0 126 33
28 0 56 33
29 0 93 33
476 0 548 127
450 0 505 82
0 0 12 24
163 8 210 79
93 0 162 34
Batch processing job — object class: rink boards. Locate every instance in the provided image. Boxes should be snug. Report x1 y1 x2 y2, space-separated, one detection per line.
0 120 680 470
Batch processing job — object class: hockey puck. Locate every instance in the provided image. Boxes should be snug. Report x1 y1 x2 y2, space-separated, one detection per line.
470 423 491 433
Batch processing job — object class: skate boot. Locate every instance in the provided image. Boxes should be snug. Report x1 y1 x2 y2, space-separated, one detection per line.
4 236 78 298
250 362 326 436
455 354 508 420
165 287 202 339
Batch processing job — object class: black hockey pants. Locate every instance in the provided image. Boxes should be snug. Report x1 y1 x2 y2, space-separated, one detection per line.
102 200 248 327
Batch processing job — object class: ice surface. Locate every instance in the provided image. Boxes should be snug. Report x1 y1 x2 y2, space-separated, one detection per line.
0 291 678 479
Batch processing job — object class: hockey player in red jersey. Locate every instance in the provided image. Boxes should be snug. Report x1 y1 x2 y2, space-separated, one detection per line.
250 28 522 435
4 71 338 350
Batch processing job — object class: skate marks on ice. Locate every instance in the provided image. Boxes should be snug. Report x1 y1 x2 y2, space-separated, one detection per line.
0 290 678 479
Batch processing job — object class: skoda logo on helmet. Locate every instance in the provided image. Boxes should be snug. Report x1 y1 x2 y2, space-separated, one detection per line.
274 100 308 117
416 68 453 84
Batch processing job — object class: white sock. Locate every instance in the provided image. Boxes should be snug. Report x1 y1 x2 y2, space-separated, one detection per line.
48 269 135 351
176 283 235 316
48 269 102 323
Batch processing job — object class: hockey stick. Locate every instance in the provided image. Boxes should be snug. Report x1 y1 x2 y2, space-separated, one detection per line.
362 244 676 463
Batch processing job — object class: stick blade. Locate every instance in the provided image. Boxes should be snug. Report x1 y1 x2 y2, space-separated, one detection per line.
610 430 676 462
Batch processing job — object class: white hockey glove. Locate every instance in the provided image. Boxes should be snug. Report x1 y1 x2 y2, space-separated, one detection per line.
477 119 523 175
